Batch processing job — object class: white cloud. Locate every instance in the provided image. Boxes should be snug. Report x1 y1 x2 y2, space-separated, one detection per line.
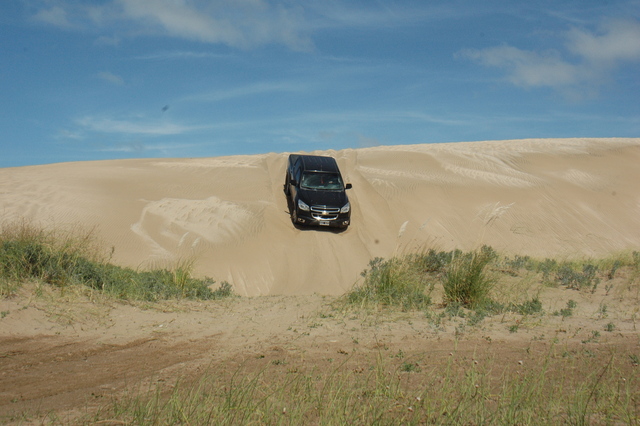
304 2 481 30
461 19 640 97
116 0 312 50
98 142 146 153
135 50 227 60
116 0 239 44
95 35 121 46
97 141 199 153
97 71 124 85
567 19 640 66
357 134 381 148
31 0 312 51
33 5 73 28
56 129 84 140
461 45 582 88
185 81 306 103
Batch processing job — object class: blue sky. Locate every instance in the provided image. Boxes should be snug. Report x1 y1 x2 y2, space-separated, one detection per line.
2 1 639 168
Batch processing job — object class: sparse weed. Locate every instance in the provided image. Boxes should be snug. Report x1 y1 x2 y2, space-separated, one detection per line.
509 298 543 316
464 298 541 327
400 362 420 372
87 349 639 425
0 277 20 297
538 258 558 284
607 260 620 280
501 254 535 275
555 263 600 291
597 303 608 319
582 330 601 344
467 310 487 326
555 300 577 318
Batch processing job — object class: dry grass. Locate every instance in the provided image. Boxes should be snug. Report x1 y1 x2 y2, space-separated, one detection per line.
84 342 639 425
0 219 232 302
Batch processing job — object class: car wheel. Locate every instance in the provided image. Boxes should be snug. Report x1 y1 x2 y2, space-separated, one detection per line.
283 175 290 195
291 208 298 225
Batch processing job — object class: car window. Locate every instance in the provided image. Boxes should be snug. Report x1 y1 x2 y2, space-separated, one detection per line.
300 172 343 190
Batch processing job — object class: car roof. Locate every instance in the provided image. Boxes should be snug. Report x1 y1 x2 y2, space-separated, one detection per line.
298 155 339 172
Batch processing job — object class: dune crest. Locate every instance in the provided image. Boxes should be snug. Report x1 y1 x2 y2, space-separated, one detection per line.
2 138 639 296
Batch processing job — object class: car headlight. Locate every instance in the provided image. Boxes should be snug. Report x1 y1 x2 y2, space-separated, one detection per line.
340 202 350 213
298 199 310 211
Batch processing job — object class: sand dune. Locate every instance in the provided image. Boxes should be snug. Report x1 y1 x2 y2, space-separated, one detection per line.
2 138 639 296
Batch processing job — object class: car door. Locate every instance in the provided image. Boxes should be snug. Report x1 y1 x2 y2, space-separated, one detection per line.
290 161 302 204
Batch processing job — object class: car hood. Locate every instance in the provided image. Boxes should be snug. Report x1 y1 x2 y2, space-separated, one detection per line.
298 188 348 207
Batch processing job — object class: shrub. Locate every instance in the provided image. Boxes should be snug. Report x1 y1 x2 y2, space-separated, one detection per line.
506 254 534 270
442 247 496 308
414 249 457 273
537 258 558 283
555 264 600 291
347 257 431 310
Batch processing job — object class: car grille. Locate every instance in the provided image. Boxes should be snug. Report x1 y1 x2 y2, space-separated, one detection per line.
310 205 340 220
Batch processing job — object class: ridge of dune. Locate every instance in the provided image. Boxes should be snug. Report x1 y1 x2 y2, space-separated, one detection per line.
2 138 639 296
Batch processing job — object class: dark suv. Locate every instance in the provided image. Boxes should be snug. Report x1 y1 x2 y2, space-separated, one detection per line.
284 154 352 229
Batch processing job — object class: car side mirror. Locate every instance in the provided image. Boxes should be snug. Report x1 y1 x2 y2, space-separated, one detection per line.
345 183 352 190
290 179 298 186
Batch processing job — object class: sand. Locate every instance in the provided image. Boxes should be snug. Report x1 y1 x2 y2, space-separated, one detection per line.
1 138 639 296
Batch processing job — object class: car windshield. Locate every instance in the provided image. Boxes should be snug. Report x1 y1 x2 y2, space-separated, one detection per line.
300 172 344 190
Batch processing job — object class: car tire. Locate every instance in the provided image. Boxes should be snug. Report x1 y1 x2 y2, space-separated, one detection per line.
283 174 290 195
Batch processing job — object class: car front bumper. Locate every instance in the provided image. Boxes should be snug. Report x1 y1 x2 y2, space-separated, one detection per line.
294 211 350 228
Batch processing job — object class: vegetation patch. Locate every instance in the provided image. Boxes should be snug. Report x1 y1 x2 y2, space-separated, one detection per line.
0 220 232 301
442 246 496 308
341 246 640 331
86 348 638 425
346 257 432 310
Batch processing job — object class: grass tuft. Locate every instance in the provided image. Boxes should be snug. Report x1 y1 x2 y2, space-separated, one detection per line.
0 219 232 301
442 246 497 308
346 257 431 310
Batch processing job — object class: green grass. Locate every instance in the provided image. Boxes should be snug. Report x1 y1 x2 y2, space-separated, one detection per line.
340 246 640 334
344 247 640 311
343 247 501 311
84 348 638 425
0 220 232 301
344 246 523 314
345 256 432 310
442 246 496 308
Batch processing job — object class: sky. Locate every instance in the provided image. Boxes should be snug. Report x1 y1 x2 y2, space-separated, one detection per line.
1 0 640 168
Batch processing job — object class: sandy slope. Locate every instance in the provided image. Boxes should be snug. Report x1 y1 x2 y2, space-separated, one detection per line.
1 138 639 296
